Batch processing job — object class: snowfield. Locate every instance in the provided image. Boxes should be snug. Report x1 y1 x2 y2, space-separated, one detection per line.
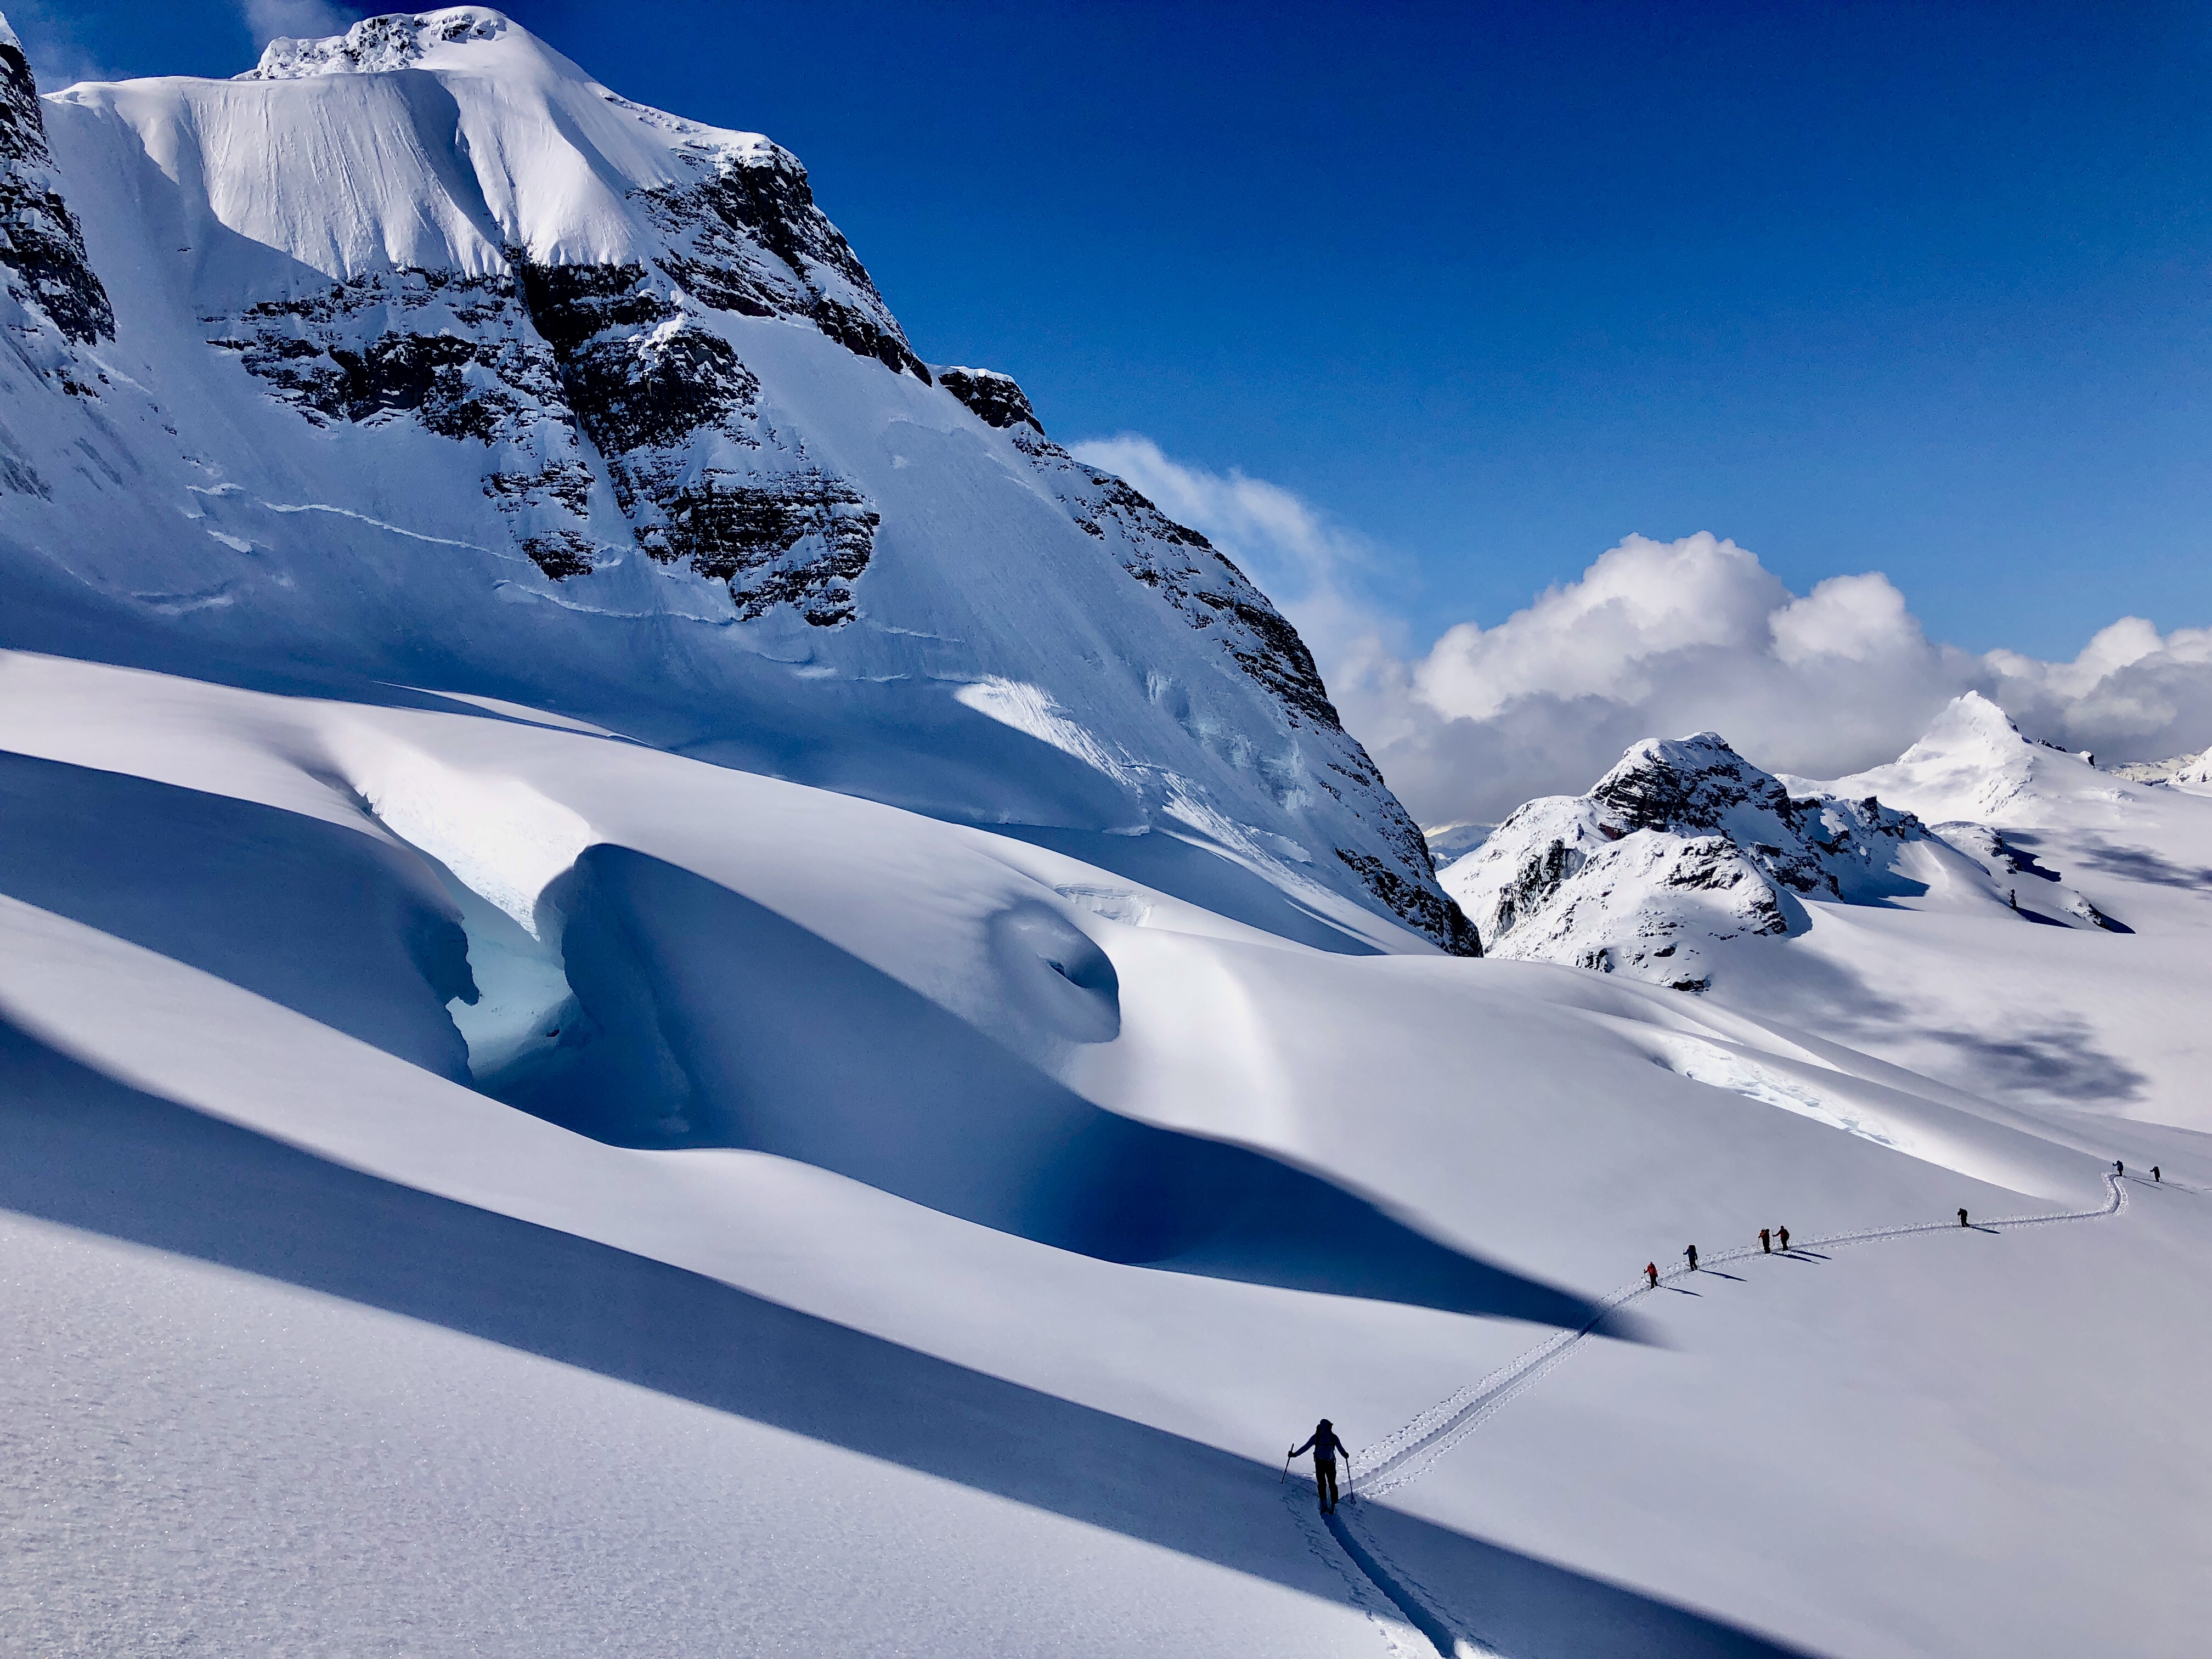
3 9 2210 1658
4 650 2209 1657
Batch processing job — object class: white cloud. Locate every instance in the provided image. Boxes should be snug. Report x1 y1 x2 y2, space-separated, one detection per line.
1070 436 2212 826
241 0 355 47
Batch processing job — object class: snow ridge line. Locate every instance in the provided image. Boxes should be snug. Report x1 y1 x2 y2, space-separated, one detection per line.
1346 1172 2129 1501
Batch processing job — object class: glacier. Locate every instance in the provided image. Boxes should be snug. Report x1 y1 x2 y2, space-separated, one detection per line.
3 12 2210 1658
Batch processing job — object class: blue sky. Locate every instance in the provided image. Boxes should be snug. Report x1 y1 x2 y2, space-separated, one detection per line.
18 0 2212 666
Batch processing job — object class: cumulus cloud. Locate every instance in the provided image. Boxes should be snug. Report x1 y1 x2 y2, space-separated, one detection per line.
241 0 356 47
1071 436 2212 827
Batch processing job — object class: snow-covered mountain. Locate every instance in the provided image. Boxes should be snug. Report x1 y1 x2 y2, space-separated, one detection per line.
1442 709 2134 992
7 14 2211 1659
0 7 1471 955
1444 731 1948 989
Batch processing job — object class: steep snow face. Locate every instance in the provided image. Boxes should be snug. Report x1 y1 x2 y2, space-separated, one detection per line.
0 8 1471 955
1443 732 1970 990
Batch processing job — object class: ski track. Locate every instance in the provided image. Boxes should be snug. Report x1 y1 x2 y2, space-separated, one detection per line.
1296 1170 2138 1657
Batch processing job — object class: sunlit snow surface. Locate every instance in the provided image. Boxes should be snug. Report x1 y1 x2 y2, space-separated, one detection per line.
1 8 2209 1654
3 649 2210 1657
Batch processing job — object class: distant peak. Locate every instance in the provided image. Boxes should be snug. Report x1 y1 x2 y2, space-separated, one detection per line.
240 7 510 81
1905 691 2030 759
0 14 21 55
1946 690 2021 732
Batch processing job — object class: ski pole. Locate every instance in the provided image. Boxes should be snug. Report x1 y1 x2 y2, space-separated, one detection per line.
1280 1451 1293 1484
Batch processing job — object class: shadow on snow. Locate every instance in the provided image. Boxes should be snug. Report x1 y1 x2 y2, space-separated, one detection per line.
0 1016 1813 1659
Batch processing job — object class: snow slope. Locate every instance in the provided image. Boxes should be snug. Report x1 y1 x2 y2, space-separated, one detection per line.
4 12 2211 1657
4 650 2209 1656
1441 703 2209 1127
0 6 1470 955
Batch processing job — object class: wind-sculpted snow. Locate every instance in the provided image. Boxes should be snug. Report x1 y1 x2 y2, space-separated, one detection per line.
0 7 1475 952
4 648 2210 1656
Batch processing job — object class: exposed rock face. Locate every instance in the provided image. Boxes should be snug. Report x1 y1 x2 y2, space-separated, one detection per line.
207 268 598 578
0 27 111 348
936 366 1040 432
218 13 926 609
1589 733 1929 904
636 140 929 383
1444 733 1931 989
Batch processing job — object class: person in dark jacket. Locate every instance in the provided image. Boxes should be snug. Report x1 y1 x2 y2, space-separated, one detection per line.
2152 1166 2161 1183
1958 1207 1969 1227
1291 1419 1350 1514
1776 1225 1790 1251
1684 1244 1699 1271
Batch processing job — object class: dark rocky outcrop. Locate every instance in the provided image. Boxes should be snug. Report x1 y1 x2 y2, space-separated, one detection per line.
647 469 878 625
636 138 929 381
1336 849 1483 956
511 255 877 624
1589 735 1924 901
1447 732 1942 989
998 421 1475 954
208 267 599 572
937 366 1041 432
0 34 114 345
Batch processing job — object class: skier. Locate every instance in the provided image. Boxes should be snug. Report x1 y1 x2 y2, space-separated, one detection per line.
1777 1225 1790 1251
1645 1262 1658 1288
1290 1419 1350 1515
2152 1166 2161 1183
1759 1228 1771 1254
1958 1207 1969 1227
2115 1160 2124 1178
1684 1244 1699 1271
